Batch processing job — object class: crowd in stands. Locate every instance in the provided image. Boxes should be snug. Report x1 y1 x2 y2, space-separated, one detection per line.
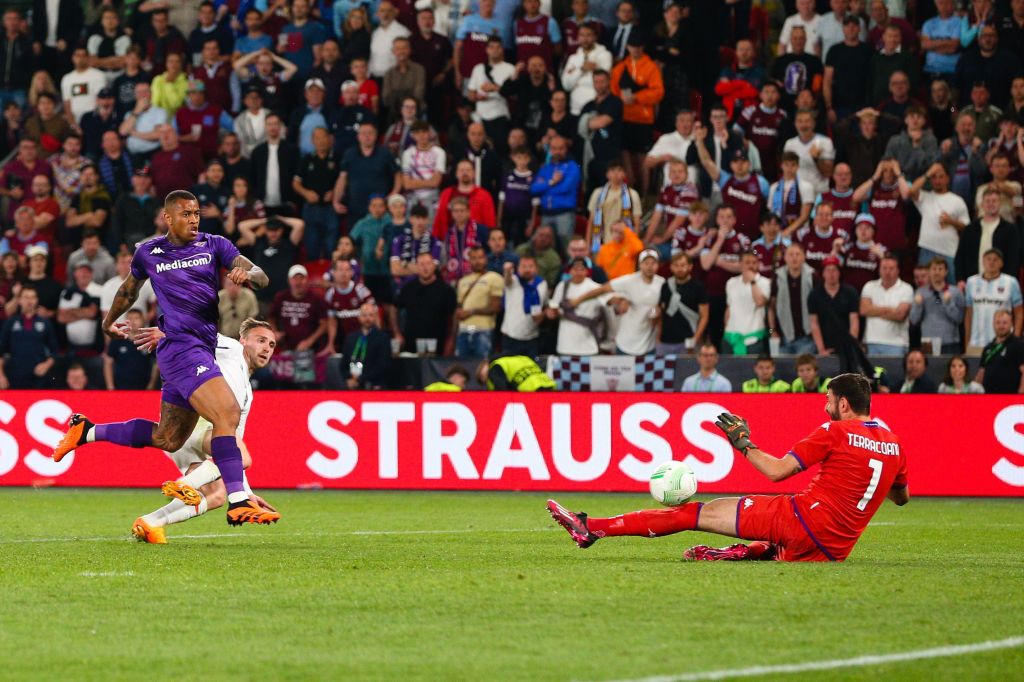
0 0 1023 393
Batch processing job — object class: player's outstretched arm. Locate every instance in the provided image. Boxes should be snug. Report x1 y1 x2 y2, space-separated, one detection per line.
887 484 910 506
228 254 269 290
715 413 801 482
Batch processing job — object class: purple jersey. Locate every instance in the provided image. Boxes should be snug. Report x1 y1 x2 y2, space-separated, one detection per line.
131 232 240 346
499 169 536 217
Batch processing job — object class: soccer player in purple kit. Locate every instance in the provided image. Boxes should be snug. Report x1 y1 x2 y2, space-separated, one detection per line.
52 190 280 526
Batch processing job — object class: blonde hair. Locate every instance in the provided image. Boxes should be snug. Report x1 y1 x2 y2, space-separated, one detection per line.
239 317 273 337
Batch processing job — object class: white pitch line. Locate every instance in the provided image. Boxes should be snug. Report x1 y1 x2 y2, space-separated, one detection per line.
599 636 1024 682
0 527 557 545
78 571 135 577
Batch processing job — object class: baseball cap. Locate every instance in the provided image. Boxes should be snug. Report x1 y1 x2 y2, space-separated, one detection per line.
305 78 325 90
186 79 205 92
387 194 407 208
854 212 876 227
639 248 660 263
288 264 309 278
731 149 749 162
98 87 115 98
25 244 49 259
133 165 151 177
243 83 263 97
341 79 359 91
822 255 842 270
568 256 589 269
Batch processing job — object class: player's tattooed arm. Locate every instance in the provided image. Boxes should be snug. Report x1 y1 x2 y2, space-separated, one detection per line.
228 254 269 290
102 273 144 339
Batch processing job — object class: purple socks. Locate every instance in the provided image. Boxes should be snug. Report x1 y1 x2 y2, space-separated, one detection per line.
211 435 245 496
95 419 155 448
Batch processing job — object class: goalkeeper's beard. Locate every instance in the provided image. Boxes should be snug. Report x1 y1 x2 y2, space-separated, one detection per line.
826 405 841 421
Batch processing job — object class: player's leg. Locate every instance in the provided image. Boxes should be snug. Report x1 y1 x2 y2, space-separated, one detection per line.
163 433 252 505
681 497 776 561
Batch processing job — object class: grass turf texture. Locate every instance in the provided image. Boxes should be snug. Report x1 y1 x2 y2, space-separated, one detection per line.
0 490 1021 681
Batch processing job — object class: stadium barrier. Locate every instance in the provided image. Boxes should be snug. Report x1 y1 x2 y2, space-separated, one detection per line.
1 392 1021 496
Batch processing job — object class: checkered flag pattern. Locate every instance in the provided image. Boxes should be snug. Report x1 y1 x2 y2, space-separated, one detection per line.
635 354 677 393
547 356 592 392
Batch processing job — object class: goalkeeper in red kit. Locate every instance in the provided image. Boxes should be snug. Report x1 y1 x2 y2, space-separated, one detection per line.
548 373 910 562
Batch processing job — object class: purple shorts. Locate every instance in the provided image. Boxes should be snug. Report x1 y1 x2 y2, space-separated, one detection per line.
157 336 223 410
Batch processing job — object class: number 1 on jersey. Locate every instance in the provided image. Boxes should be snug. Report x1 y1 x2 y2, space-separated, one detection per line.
857 458 884 511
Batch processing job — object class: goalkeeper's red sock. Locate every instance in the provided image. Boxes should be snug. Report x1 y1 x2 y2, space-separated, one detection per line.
587 502 703 537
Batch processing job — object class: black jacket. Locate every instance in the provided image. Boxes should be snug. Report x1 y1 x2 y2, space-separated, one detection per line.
250 139 301 207
30 0 83 47
892 374 938 394
341 327 393 388
955 217 1021 282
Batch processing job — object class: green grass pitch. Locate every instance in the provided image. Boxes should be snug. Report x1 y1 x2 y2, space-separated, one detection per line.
1 489 1021 681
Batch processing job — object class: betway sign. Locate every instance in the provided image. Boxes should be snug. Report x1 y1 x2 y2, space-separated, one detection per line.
0 393 1021 495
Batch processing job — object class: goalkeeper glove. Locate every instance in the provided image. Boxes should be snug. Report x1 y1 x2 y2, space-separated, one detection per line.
715 413 757 454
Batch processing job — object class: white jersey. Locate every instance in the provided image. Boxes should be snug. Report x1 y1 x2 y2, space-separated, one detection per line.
965 274 1023 348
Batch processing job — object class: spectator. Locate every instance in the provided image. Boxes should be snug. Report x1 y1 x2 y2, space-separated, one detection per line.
841 213 885 292
908 162 969 280
140 10 187 76
767 152 814 237
975 151 1021 222
530 136 581 245
606 0 638 61
823 15 872 123
894 349 938 393
238 216 305 304
409 8 453 128
769 243 816 354
111 46 147 119
393 251 457 353
96 131 133 202
680 342 733 392
0 286 58 389
645 109 699 192
453 245 504 357
216 275 260 340
334 122 401 224
57 262 102 356
959 83 1002 143
867 25 917 105
650 4 687 129
21 175 60 235
573 248 664 355
910 256 965 354
860 254 913 355
595 220 643 280
390 203 443 284
610 33 664 186
220 135 253 188
289 78 330 156
921 0 962 80
795 202 847 275
866 0 916 52
223 176 265 240
877 70 922 121
700 206 751 348
309 37 346 110
401 120 446 214
656 252 708 354
341 302 392 389
964 248 1024 354
191 159 230 237
150 126 204 200
235 86 269 158
294 127 342 260
1 139 52 224
251 113 301 213
325 259 376 353
939 114 989 212
424 364 470 391
233 49 299 115
60 46 106 124
0 253 17 321
778 0 821 56
955 24 1022 110
100 251 155 324
111 168 160 252
546 256 607 356
80 89 120 160
975 309 1024 393
433 157 497 236
382 37 426 122
279 0 329 76
452 122 501 200
18 245 61 315
103 308 156 390
466 36 514 154
339 7 372 67
234 8 273 59
176 79 230 160
562 235 607 283
579 69 623 192
22 91 72 149
562 0 603 57
586 161 642 252
694 132 768 241
500 56 555 150
66 231 115 286
270 264 329 352
882 105 939 182
644 161 700 257
151 52 189 117
736 84 787 183
938 354 984 393
437 196 489 284
723 251 771 355
191 38 232 113
50 134 88 211
957 188 1022 284
517 225 563 288
561 24 612 116
486 229 518 274
187 3 233 66
809 254 860 356
770 26 823 111
119 82 168 160
783 109 835 195
495 146 538 246
350 195 394 303
370 0 412 79
790 353 830 393
6 207 51 263
0 9 33 109
500 255 548 357
742 356 791 393
999 0 1024 64
64 166 113 248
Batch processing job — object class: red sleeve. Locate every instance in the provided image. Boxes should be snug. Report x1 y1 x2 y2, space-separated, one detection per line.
788 424 835 470
477 190 496 228
892 445 909 488
432 188 450 238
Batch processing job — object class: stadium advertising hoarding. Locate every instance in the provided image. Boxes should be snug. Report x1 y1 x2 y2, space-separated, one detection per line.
0 392 1021 496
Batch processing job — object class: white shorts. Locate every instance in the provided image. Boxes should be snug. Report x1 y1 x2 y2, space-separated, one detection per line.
165 418 213 475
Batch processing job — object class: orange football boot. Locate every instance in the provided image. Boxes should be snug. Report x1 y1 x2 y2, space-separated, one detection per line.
226 499 281 526
52 414 94 462
132 517 167 544
161 480 203 506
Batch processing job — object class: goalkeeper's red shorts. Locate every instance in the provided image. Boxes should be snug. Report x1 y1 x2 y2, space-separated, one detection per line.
734 495 836 562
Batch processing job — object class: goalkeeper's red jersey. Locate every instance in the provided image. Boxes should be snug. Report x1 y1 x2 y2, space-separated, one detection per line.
787 418 908 560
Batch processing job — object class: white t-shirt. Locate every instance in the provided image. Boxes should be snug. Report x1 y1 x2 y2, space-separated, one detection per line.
60 67 108 123
369 21 412 77
502 275 548 341
861 278 914 347
59 282 104 346
549 277 607 355
724 274 771 335
560 44 613 115
401 144 446 208
914 190 970 258
783 134 835 194
778 13 822 54
608 271 664 355
648 131 698 187
965 273 1024 348
467 61 516 121
100 275 156 321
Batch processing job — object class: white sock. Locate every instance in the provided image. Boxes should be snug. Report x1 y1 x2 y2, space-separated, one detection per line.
180 459 221 489
227 491 248 504
142 495 209 528
86 427 96 443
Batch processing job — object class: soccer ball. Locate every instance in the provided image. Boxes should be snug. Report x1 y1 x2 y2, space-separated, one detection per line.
649 461 698 506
